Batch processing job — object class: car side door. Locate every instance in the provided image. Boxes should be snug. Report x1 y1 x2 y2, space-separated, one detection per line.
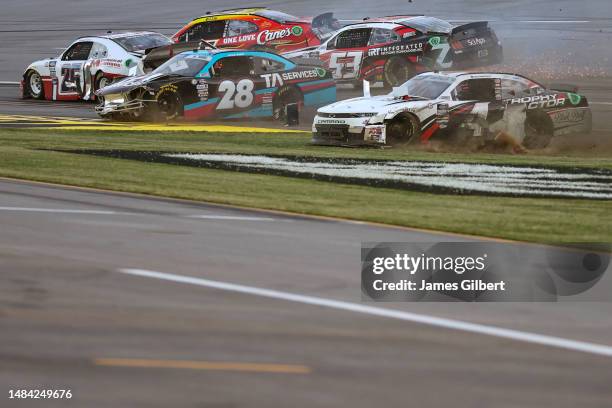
56 40 93 99
208 55 261 116
451 77 504 133
323 28 371 80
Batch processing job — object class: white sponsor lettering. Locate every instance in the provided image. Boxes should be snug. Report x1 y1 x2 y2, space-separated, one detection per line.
257 28 292 45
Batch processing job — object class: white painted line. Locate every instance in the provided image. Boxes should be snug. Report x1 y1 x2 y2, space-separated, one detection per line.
591 102 612 106
186 215 278 221
0 81 19 85
517 20 591 24
118 268 612 358
0 206 117 215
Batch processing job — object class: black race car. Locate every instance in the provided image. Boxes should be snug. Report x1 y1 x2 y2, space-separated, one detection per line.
96 49 336 122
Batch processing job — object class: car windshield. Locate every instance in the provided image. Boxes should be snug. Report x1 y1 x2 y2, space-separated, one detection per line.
392 74 455 99
254 10 300 23
152 54 212 77
111 33 172 52
399 16 452 34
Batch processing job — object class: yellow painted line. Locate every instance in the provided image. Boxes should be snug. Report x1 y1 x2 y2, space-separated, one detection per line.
94 358 312 374
51 125 308 133
0 114 308 133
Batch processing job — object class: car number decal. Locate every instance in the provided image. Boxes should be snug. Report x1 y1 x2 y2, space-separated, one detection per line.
60 65 82 94
217 79 255 110
329 51 363 79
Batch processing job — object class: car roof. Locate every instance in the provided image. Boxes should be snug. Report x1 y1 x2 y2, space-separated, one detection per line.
192 7 268 20
180 48 289 58
417 71 543 84
74 31 164 41
344 16 453 33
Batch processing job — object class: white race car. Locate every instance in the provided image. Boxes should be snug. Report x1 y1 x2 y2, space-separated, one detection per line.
21 32 172 101
312 72 592 148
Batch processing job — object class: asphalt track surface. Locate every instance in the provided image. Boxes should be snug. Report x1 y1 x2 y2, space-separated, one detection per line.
1 1 612 407
1 178 612 407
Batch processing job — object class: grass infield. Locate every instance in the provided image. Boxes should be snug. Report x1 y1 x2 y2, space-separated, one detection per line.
0 128 610 242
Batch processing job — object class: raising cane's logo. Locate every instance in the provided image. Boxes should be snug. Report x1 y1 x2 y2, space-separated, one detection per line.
257 26 302 45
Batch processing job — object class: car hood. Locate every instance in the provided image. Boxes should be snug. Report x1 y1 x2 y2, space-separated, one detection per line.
318 95 432 114
96 72 169 96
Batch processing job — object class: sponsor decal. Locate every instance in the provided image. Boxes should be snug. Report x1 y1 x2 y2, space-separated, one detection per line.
368 43 424 57
509 94 566 109
257 27 296 45
549 108 587 123
316 119 347 124
465 37 486 47
291 26 304 36
49 60 57 76
568 92 582 105
428 36 441 47
364 125 386 143
194 79 209 101
220 34 257 45
261 68 325 87
93 59 123 69
156 84 178 99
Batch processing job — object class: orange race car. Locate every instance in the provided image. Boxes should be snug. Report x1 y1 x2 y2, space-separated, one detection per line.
171 7 340 53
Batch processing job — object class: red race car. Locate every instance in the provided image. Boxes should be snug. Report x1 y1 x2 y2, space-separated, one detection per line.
171 7 340 53
284 16 503 88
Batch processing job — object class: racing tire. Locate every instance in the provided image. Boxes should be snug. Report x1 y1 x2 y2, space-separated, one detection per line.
94 73 113 92
25 70 44 99
383 57 415 88
155 91 182 122
386 113 421 145
273 86 303 123
523 111 553 149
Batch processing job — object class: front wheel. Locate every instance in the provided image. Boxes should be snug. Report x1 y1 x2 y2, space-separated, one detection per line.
386 114 421 145
94 73 113 92
383 57 415 88
25 70 44 99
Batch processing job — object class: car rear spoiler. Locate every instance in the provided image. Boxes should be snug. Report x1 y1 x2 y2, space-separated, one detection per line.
451 21 489 35
312 12 336 28
311 12 340 41
142 41 215 71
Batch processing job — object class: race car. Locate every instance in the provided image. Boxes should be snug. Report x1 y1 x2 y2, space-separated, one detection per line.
171 7 340 53
21 32 173 101
95 49 336 122
312 72 591 149
284 16 503 87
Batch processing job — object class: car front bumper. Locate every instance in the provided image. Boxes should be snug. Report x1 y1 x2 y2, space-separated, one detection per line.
95 93 146 117
311 115 386 146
